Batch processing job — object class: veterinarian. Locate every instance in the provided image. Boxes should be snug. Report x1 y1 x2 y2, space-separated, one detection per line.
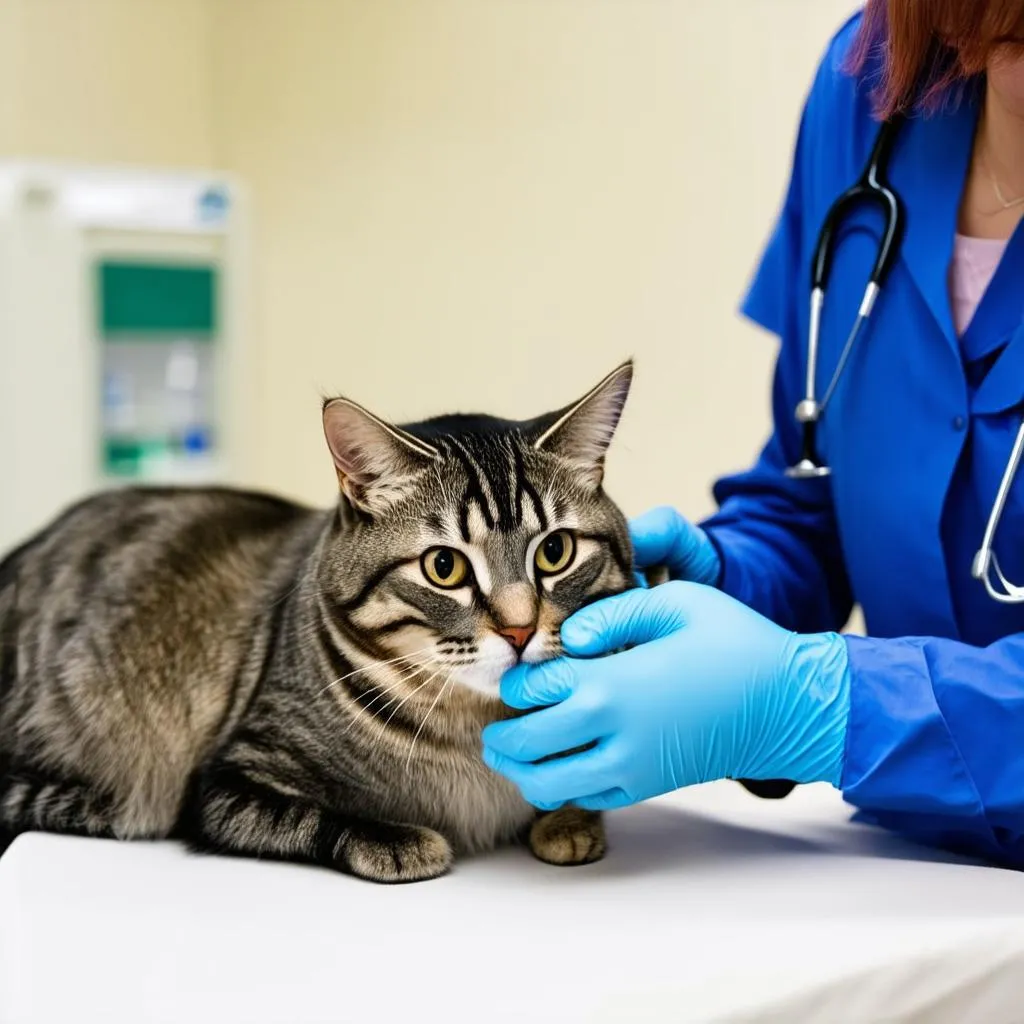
482 0 1024 870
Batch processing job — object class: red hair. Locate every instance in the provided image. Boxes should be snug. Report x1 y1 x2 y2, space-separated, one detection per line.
847 0 1024 118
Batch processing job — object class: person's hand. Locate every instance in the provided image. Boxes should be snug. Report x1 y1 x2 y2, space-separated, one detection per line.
481 582 850 811
630 506 721 587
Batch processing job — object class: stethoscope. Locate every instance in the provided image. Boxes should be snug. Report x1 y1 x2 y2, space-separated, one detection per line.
787 114 1024 603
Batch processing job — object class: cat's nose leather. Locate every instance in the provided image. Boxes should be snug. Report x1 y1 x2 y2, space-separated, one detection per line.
496 626 535 652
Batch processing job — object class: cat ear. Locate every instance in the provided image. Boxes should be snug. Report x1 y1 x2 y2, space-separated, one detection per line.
533 360 633 488
322 397 438 514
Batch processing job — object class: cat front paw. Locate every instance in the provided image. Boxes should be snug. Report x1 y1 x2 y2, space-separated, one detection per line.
528 807 605 866
341 823 453 883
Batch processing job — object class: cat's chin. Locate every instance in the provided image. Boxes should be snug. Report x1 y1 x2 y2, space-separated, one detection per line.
450 637 562 700
451 656 514 699
453 674 504 700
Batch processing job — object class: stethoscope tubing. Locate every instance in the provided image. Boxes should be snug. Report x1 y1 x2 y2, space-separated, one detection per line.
789 113 1023 602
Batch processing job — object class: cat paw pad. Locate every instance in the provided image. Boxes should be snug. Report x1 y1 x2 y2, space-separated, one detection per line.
342 823 453 883
528 808 606 866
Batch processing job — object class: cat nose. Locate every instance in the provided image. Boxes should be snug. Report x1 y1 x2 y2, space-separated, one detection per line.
496 625 535 653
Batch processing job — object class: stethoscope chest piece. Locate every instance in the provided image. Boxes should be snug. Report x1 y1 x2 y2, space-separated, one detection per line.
786 459 832 479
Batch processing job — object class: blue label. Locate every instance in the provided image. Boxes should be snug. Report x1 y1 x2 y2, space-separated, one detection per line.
197 186 229 224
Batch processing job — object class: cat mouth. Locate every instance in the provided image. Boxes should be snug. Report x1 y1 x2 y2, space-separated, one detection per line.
439 634 563 698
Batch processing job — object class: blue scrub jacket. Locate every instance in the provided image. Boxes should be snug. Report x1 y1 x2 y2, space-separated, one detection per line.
701 12 1024 869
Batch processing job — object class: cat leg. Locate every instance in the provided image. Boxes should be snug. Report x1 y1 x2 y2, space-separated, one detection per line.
528 806 606 866
0 758 8 852
186 766 453 884
0 765 117 839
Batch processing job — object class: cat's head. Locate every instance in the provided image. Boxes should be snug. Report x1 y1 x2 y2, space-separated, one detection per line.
319 361 636 699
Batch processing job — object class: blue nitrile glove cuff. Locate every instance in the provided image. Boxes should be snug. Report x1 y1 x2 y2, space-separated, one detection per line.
739 630 851 788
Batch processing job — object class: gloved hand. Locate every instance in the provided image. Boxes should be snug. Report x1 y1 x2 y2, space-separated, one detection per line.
481 582 850 811
630 506 721 587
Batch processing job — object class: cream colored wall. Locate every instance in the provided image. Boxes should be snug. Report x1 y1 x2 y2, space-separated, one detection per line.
2 0 859 523
212 0 860 517
0 0 214 167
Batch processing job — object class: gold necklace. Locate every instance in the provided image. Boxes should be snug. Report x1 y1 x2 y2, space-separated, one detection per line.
983 143 1024 211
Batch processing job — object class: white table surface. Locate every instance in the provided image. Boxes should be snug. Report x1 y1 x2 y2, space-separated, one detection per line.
2 781 1024 1024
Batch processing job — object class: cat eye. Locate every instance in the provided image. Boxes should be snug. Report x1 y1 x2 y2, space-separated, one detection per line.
534 530 576 575
421 547 469 589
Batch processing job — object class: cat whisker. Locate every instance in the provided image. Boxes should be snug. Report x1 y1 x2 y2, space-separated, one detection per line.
367 663 447 749
335 656 435 740
264 577 305 612
345 654 435 704
315 645 435 698
345 656 431 714
404 669 456 773
350 670 433 739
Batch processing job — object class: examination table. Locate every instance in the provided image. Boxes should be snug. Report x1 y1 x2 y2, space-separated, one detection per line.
2 781 1023 1023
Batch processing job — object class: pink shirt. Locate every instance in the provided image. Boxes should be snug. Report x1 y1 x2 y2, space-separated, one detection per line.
949 233 1009 337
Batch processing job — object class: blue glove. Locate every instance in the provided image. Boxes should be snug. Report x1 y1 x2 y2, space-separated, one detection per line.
481 582 850 811
630 506 721 587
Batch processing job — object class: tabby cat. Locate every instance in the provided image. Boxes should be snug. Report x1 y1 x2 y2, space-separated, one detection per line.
0 361 637 883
